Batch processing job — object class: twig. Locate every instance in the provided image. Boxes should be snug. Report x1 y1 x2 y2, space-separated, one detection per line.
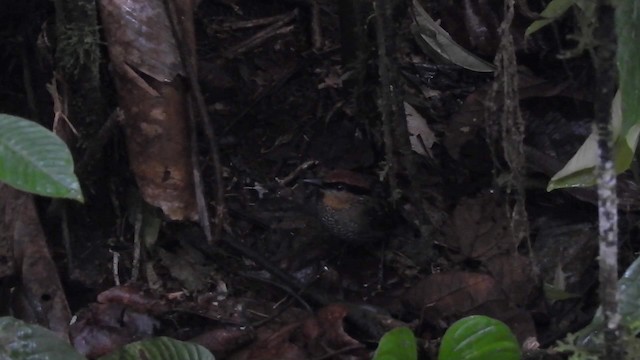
48 75 78 138
220 235 308 293
20 39 39 120
276 160 318 186
516 0 541 20
223 10 298 58
61 206 74 274
111 250 121 286
131 205 142 281
310 0 322 50
241 271 312 327
188 97 213 243
210 12 296 31
163 0 226 243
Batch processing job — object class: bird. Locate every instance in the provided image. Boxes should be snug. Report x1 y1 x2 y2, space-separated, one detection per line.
304 169 394 243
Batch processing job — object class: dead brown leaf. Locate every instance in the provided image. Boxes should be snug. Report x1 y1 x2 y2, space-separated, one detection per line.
1 184 71 337
191 326 256 359
309 304 363 350
443 71 583 160
404 271 504 321
404 271 536 343
99 0 198 220
443 192 516 260
484 253 537 306
97 285 170 314
70 303 158 358
242 322 307 360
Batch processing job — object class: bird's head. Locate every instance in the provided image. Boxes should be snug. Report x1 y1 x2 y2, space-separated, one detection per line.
304 169 375 210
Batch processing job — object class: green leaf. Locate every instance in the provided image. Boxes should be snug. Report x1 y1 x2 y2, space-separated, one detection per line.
439 315 521 360
547 91 640 191
411 0 495 73
0 316 86 360
0 114 83 201
373 327 417 360
544 282 580 301
98 337 214 360
525 0 577 36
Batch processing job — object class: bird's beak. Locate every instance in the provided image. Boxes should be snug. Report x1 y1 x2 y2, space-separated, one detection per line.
303 178 323 187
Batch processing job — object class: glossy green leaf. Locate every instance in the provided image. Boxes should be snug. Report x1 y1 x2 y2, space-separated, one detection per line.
525 0 577 36
439 315 521 360
373 327 417 360
98 337 214 360
0 114 83 201
0 316 86 360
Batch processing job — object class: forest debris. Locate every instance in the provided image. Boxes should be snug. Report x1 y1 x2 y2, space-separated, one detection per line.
404 102 436 157
0 184 72 338
443 192 517 260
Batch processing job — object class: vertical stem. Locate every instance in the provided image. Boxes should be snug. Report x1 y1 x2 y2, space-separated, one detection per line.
593 2 622 358
163 0 225 242
373 0 399 197
373 0 434 256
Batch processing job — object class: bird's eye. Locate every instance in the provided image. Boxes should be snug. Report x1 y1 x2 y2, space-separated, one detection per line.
335 184 345 191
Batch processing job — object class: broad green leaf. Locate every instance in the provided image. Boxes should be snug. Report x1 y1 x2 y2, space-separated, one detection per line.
0 114 83 201
373 327 417 360
0 316 86 360
525 0 577 36
98 337 214 360
547 91 640 190
411 0 494 73
439 315 521 360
